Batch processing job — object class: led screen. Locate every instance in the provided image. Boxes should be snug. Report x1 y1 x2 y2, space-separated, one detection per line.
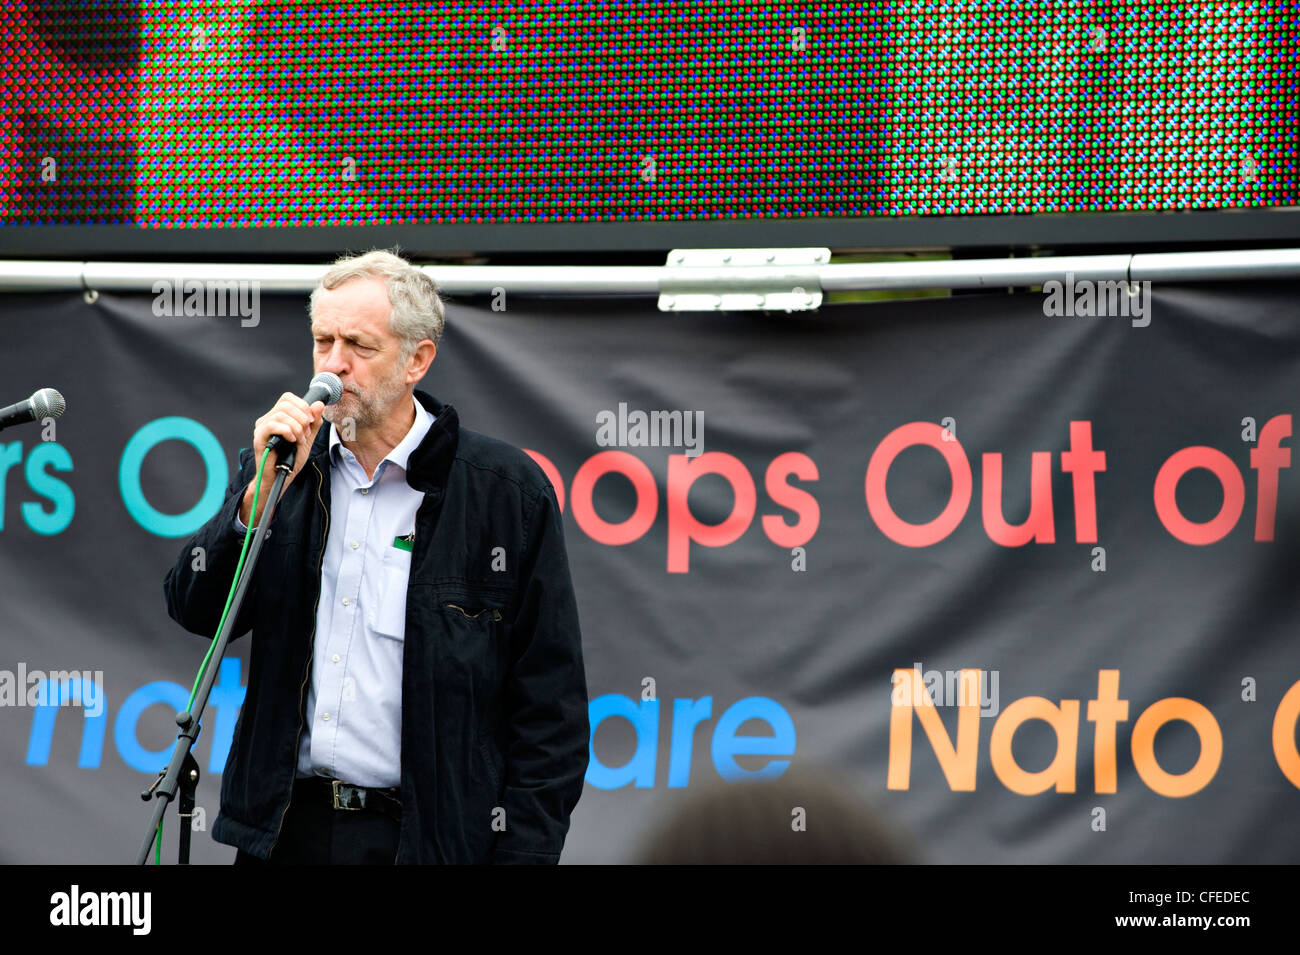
2 0 1296 233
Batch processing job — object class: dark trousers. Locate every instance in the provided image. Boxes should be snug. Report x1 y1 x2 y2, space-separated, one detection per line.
234 780 401 865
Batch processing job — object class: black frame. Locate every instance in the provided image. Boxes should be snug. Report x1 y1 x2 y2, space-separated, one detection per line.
3 208 1297 262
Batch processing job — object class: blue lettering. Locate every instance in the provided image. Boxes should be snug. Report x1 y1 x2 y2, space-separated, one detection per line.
113 680 190 774
23 442 74 534
207 658 246 773
667 697 712 787
0 442 22 531
711 696 796 781
586 694 659 789
27 680 795 787
25 677 108 768
119 417 226 538
586 694 796 787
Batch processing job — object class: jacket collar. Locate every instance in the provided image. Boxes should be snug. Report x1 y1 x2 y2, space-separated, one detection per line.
309 389 459 493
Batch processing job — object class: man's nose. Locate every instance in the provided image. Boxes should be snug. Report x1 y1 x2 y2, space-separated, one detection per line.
318 343 349 377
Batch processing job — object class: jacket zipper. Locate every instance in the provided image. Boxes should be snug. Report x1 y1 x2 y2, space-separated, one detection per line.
268 460 329 856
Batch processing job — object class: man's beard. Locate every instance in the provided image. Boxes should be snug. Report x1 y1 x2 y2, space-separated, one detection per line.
323 366 409 434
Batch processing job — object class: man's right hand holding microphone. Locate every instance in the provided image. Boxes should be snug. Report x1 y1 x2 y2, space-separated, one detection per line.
240 373 343 528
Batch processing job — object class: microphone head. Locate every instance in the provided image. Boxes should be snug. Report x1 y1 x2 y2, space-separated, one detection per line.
29 388 65 420
309 372 344 406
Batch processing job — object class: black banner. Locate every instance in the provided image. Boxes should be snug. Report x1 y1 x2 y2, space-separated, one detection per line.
2 280 1299 863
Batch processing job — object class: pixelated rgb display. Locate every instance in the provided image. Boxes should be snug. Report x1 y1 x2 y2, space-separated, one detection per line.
2 0 1296 229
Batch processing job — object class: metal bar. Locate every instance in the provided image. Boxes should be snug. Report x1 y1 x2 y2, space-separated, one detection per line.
433 265 662 295
0 249 1297 296
0 260 84 292
817 255 1135 291
1128 248 1300 282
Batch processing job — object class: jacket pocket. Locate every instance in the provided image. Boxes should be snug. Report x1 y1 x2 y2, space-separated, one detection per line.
435 588 509 695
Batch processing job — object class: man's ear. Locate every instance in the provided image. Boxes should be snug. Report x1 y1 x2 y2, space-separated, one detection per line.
407 340 437 383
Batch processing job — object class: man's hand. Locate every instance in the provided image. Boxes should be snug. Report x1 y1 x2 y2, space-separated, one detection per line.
240 393 327 527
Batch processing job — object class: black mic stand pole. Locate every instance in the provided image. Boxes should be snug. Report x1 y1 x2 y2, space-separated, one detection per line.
134 444 300 864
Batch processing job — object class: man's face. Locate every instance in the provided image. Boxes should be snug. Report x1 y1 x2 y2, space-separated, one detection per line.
310 277 411 433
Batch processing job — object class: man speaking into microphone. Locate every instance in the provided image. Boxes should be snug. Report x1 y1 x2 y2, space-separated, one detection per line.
163 249 589 864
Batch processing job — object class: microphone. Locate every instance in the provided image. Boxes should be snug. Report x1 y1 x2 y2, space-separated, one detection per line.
0 388 66 432
266 372 345 457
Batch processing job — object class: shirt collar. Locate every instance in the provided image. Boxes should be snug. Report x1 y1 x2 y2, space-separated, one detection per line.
328 393 435 473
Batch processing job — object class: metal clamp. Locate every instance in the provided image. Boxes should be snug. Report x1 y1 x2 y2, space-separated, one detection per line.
658 248 828 312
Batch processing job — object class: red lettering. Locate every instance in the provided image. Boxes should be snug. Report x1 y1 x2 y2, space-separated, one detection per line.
524 449 565 512
865 422 972 547
1060 421 1106 542
762 452 820 547
982 451 1055 545
666 453 757 573
570 450 657 546
1251 414 1292 541
1153 447 1244 545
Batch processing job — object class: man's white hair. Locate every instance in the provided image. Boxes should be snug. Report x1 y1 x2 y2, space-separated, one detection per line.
310 249 445 359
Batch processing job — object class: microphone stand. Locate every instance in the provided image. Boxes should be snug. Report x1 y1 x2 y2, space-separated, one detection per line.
134 443 300 864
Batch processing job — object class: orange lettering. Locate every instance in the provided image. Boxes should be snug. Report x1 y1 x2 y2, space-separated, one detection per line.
1131 698 1221 797
887 668 980 791
990 697 1080 794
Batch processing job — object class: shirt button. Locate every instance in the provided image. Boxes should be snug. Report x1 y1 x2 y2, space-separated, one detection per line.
332 654 340 663
361 488 369 495
342 597 350 606
322 713 331 721
351 540 359 549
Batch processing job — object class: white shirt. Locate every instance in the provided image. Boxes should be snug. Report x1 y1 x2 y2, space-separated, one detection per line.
292 395 433 786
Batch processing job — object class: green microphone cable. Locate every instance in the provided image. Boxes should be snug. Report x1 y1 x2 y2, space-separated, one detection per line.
187 446 272 710
154 446 273 864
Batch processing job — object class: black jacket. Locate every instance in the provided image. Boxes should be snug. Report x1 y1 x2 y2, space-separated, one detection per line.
163 390 589 863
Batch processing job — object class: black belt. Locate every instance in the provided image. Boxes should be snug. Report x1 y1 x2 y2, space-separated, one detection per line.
295 776 402 823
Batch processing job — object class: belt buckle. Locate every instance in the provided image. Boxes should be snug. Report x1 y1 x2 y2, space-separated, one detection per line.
331 779 363 811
